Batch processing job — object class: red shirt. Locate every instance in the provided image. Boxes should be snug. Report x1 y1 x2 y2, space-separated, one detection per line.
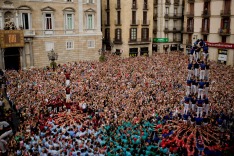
65 73 70 79
66 87 71 94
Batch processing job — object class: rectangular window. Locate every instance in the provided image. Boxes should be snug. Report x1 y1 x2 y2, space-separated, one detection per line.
132 11 136 24
130 28 137 40
115 29 122 40
65 14 73 29
67 0 73 2
87 0 94 3
87 40 95 48
166 7 169 14
117 11 121 24
45 42 54 51
174 8 177 15
143 11 147 24
45 13 52 30
87 14 93 29
142 28 149 40
66 41 74 50
22 13 30 29
165 21 168 28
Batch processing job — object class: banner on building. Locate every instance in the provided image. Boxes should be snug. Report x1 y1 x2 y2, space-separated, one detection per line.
206 42 234 49
218 49 227 64
0 30 24 48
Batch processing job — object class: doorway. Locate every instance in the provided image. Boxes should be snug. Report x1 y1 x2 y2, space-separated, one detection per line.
4 48 20 70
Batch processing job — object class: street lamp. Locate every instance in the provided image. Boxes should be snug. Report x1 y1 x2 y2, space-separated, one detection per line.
47 49 58 71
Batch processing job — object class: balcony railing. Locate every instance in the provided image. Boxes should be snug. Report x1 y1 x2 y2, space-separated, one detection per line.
105 21 110 26
128 38 151 44
173 39 182 42
164 27 181 33
143 4 148 10
186 12 194 17
182 27 194 34
200 28 209 34
174 0 179 6
187 0 195 3
113 38 123 44
153 28 157 34
186 40 192 45
105 5 110 10
165 0 171 5
23 29 35 37
132 3 138 9
202 10 210 17
141 20 150 26
218 28 231 36
153 14 158 20
220 10 231 17
115 20 122 26
165 13 183 19
130 20 140 26
115 3 121 9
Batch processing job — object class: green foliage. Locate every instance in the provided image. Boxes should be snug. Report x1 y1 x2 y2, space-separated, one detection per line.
99 55 106 62
50 61 57 68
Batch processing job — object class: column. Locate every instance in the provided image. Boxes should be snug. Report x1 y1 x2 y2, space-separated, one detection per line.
0 49 4 69
29 40 34 67
96 0 101 32
78 0 83 33
19 48 26 69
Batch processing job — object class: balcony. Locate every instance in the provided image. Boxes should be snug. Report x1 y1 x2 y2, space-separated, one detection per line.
202 10 210 17
164 13 169 19
104 21 110 26
128 38 151 45
153 14 158 20
132 3 138 9
182 27 194 34
113 38 123 44
200 28 209 35
174 0 179 6
130 20 140 26
187 0 195 3
143 4 148 10
153 28 157 34
173 39 182 43
23 29 35 37
186 40 192 45
166 13 183 19
105 5 110 11
218 28 231 36
164 27 181 33
115 3 121 10
186 12 194 17
115 20 122 26
220 10 231 17
141 20 150 26
165 0 171 5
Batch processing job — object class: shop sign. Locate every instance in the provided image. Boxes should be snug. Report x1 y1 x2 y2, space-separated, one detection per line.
206 42 234 49
153 38 168 43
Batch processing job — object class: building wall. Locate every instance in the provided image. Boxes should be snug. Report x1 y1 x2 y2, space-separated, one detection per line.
183 0 234 66
0 0 102 69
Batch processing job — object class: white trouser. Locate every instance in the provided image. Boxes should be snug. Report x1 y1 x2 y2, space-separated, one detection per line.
203 53 209 61
186 86 191 96
184 103 189 114
200 70 205 80
54 107 57 113
197 106 203 118
192 104 196 111
194 68 199 77
66 79 70 87
205 70 209 79
195 52 200 61
188 70 192 80
198 88 204 99
205 104 209 115
66 94 71 102
67 109 71 113
189 54 194 63
191 85 196 94
205 87 209 97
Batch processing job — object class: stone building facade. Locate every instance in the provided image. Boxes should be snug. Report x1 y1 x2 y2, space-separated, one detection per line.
102 0 153 57
0 0 102 70
183 0 234 66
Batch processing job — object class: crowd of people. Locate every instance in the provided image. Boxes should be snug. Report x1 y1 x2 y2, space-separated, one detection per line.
0 44 233 155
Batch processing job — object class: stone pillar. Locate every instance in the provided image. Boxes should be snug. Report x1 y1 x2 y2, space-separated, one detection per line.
0 48 4 69
96 0 101 32
78 0 83 33
29 40 34 67
19 48 26 69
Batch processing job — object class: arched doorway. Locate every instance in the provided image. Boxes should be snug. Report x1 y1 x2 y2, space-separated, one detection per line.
4 48 20 70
